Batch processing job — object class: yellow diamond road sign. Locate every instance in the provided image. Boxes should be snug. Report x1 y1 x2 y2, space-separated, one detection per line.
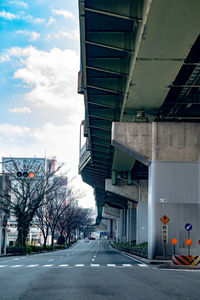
160 215 170 224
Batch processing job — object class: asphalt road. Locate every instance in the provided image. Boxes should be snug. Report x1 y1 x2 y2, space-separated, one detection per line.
0 240 200 300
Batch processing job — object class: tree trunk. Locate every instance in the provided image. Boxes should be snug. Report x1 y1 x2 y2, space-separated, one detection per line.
16 216 30 247
51 230 54 249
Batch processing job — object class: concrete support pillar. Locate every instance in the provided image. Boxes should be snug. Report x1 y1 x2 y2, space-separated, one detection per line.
0 227 2 256
112 122 200 259
126 202 136 243
119 209 127 242
136 180 148 244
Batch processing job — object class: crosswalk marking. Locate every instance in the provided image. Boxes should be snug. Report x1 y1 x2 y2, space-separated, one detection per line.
59 264 69 267
42 264 53 267
138 264 148 267
26 264 39 268
0 263 135 269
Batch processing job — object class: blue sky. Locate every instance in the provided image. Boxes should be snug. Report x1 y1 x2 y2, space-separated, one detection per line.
0 0 94 208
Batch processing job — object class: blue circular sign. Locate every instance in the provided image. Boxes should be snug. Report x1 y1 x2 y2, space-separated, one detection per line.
185 223 192 231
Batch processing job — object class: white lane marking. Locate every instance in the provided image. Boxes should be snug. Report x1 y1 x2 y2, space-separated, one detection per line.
75 264 84 267
91 264 100 267
59 264 69 267
48 259 54 262
12 258 20 261
94 256 96 258
107 264 116 267
11 265 23 268
42 264 53 267
138 264 148 267
91 258 95 261
122 264 132 267
26 264 39 268
159 268 200 272
0 265 8 268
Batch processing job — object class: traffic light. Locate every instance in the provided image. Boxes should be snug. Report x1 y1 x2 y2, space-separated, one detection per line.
16 171 35 178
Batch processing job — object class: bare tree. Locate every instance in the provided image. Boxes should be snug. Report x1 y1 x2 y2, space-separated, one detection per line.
0 158 63 246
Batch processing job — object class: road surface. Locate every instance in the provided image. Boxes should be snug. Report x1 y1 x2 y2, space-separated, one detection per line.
0 240 200 299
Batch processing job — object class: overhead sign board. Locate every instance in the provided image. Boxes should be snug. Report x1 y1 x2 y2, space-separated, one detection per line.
2 157 45 179
160 215 170 224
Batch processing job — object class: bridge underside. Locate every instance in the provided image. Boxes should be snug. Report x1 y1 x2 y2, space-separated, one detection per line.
79 0 200 258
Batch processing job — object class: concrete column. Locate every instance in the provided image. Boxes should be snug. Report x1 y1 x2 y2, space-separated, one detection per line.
0 227 2 256
136 180 148 245
112 122 200 259
126 202 136 243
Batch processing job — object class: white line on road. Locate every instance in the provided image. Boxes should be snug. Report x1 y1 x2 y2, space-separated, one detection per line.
122 264 132 267
107 264 116 267
42 264 53 267
12 258 20 261
75 264 84 267
0 265 8 268
59 264 69 267
48 259 54 262
26 264 39 268
138 264 148 267
10 265 23 268
91 264 100 267
91 258 95 261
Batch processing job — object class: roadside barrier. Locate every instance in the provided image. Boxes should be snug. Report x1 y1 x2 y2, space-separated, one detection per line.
172 255 200 265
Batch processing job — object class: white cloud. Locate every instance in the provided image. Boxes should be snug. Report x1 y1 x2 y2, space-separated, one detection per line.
10 1 28 8
47 16 56 26
0 54 10 63
9 107 31 114
0 10 45 24
22 14 45 24
0 123 30 143
0 10 18 20
16 30 40 41
7 46 80 112
52 8 75 19
49 29 79 41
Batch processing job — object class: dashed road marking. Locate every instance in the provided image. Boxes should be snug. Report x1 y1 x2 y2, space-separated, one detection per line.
42 264 53 267
107 264 116 267
122 264 132 267
59 264 69 267
26 264 39 268
138 264 148 267
91 264 100 267
75 264 84 267
48 259 54 262
91 258 95 261
0 265 8 268
11 265 23 268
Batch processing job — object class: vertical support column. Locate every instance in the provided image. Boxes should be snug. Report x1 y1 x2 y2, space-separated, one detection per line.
0 227 2 256
126 202 136 243
136 180 148 244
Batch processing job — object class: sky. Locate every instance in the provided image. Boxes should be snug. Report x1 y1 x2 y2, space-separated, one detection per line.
0 0 95 208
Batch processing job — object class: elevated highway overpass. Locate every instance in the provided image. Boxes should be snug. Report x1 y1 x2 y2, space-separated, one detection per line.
78 0 200 259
